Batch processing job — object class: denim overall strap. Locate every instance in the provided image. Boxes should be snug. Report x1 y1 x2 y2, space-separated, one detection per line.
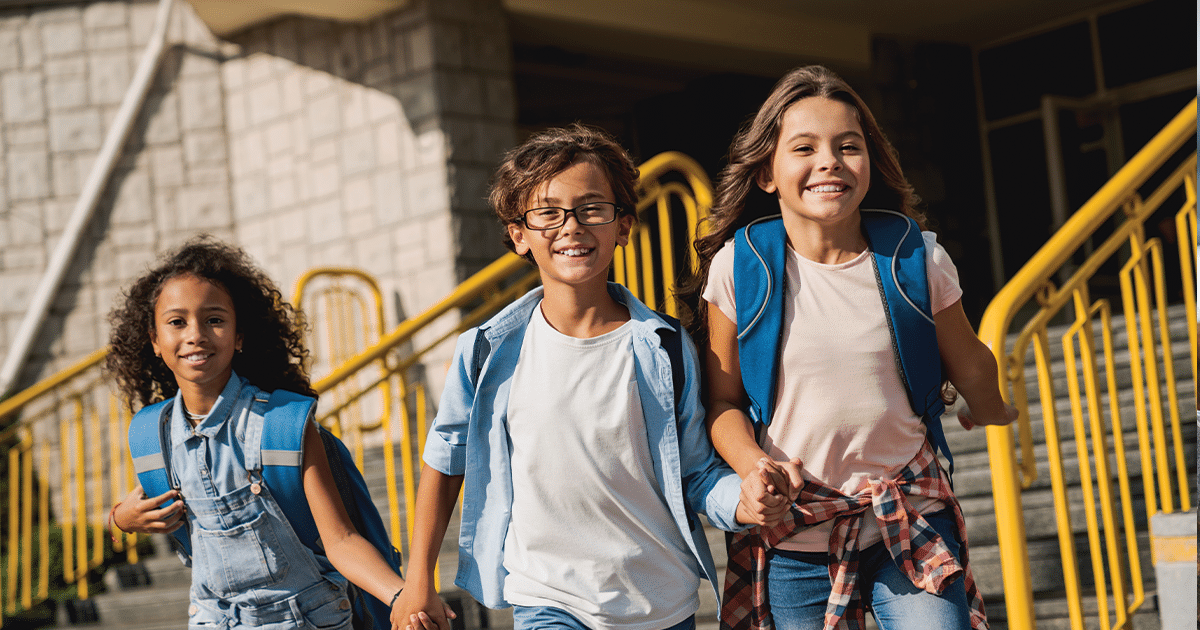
733 215 787 427
242 391 270 475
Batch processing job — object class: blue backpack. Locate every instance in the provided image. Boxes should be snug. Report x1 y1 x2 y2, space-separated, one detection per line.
733 209 954 475
128 389 402 630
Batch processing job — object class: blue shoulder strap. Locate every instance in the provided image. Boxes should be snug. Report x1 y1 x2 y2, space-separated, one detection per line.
733 216 787 426
250 389 321 550
128 398 190 554
861 210 952 473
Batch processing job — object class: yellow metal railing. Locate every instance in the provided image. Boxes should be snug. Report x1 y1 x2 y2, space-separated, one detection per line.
979 99 1197 630
0 152 711 621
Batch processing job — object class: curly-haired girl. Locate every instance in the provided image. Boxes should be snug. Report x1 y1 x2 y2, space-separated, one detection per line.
105 236 451 630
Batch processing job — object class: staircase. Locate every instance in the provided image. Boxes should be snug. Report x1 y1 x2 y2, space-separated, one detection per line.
53 303 1193 630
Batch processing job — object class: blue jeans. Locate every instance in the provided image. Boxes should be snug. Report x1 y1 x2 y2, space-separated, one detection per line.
766 508 972 630
512 606 696 630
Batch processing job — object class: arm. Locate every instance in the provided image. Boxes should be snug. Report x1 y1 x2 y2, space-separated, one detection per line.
704 304 767 477
935 300 1019 429
301 426 454 630
392 465 464 630
701 306 800 524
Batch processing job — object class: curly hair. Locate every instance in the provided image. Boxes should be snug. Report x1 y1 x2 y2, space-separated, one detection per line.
489 123 639 264
681 65 925 337
105 235 314 410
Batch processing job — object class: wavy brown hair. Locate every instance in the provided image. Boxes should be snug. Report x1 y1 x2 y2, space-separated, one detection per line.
105 235 314 410
489 123 639 264
682 65 925 338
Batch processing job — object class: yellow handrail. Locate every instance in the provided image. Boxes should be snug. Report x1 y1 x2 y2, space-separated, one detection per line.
0 152 711 620
979 99 1196 630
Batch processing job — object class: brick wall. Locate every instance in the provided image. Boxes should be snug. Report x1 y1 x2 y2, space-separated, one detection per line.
0 0 516 394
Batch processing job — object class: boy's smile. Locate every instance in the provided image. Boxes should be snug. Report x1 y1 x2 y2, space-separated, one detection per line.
150 273 241 414
508 161 633 292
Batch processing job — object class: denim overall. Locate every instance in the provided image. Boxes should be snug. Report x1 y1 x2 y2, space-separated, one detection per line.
168 376 353 629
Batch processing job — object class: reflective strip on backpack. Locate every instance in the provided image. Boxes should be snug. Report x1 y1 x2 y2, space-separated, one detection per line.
261 449 303 467
132 452 167 474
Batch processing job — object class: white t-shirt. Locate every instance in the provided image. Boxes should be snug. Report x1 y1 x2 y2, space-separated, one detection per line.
502 305 700 630
703 231 962 551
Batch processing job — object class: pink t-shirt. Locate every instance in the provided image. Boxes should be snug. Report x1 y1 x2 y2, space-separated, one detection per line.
703 230 963 551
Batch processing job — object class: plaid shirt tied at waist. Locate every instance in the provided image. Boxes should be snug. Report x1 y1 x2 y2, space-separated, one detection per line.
720 443 987 630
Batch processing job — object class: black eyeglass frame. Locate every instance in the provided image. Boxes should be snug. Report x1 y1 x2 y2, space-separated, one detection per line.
519 202 622 231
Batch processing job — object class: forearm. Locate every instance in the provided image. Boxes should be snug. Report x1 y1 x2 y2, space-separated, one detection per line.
324 533 405 604
947 341 1009 421
405 465 463 589
707 401 767 477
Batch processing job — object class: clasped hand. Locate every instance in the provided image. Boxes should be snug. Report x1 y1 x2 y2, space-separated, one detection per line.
736 457 803 527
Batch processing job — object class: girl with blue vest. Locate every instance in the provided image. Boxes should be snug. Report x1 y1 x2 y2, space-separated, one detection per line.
105 237 453 630
686 66 1018 630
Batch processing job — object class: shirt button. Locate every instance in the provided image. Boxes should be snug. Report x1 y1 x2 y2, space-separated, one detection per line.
338 599 351 610
188 604 199 615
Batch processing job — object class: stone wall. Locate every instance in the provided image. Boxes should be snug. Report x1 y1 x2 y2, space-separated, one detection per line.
0 0 232 385
0 0 516 393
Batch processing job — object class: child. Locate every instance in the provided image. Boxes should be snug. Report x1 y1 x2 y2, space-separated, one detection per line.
105 237 453 629
689 66 1019 630
394 124 786 630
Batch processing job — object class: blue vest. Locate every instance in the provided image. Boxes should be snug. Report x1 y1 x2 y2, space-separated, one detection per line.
733 210 953 473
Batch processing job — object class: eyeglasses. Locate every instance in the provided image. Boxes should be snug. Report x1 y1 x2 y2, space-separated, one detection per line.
520 202 620 230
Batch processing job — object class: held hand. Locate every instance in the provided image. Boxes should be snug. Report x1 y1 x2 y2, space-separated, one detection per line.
393 582 456 630
113 485 186 534
957 402 1019 430
735 460 793 527
759 457 803 502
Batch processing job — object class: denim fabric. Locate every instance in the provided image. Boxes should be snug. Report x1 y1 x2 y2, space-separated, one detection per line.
170 374 352 629
765 508 971 630
422 283 745 609
512 606 697 630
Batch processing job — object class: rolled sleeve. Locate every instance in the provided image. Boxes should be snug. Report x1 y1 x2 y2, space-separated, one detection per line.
421 330 478 476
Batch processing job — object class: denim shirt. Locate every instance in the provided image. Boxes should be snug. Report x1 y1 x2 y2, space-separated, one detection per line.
423 283 745 609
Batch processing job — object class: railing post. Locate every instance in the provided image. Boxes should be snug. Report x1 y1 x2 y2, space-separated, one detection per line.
985 421 1037 630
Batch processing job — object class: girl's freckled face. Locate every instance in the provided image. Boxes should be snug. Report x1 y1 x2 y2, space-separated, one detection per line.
150 274 241 402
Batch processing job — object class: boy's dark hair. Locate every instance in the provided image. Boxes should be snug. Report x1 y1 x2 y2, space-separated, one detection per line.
488 123 639 263
105 235 315 409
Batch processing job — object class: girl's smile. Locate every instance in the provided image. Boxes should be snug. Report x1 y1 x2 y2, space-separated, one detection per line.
150 273 241 415
758 96 871 253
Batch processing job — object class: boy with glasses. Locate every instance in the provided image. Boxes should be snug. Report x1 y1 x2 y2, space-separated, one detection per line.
394 125 790 630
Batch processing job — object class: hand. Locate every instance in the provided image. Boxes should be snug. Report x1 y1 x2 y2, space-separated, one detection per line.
392 582 457 630
113 485 186 534
957 402 1019 430
735 457 800 527
758 457 803 502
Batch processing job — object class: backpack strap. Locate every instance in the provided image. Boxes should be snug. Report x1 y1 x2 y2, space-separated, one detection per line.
249 389 321 550
128 398 190 555
733 215 787 426
654 311 685 413
861 210 953 475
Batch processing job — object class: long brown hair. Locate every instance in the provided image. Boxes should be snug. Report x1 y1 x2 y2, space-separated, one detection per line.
682 65 925 339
